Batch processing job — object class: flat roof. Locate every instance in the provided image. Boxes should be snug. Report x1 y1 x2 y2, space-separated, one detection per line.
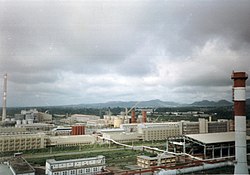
137 154 175 160
186 132 250 144
100 128 125 133
9 157 35 174
47 155 104 164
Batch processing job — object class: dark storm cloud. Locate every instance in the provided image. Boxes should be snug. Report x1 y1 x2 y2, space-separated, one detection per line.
141 0 250 56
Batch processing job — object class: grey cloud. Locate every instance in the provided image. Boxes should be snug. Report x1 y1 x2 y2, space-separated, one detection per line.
0 0 153 77
1 0 250 106
141 0 250 56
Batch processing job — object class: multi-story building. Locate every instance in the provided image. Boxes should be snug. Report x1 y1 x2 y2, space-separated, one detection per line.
100 129 142 143
48 135 96 147
180 121 199 135
35 112 53 123
137 123 181 141
208 120 229 133
0 133 46 152
16 123 54 132
45 156 105 175
0 127 27 134
120 123 139 132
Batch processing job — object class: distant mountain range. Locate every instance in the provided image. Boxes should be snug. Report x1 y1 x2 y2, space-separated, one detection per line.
189 100 233 107
72 99 237 108
75 99 179 108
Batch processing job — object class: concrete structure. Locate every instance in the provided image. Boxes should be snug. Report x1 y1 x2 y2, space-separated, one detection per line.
14 109 53 124
71 114 100 123
138 123 181 141
51 126 72 136
208 120 229 133
180 121 199 135
231 71 249 174
100 128 142 143
45 156 105 175
86 120 106 135
113 116 123 128
103 115 116 126
48 135 95 147
35 112 52 123
120 123 138 132
199 118 208 134
8 157 35 175
16 123 54 132
0 133 46 152
167 132 250 160
137 154 176 168
2 73 7 122
0 127 27 134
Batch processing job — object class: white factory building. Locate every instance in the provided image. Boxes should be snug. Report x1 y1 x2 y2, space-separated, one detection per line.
49 135 96 147
45 156 105 175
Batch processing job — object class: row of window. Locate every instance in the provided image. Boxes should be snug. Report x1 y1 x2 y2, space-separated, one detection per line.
52 167 102 175
51 160 103 169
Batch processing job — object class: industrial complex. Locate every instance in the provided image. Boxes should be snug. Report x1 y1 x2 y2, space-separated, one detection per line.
0 72 249 175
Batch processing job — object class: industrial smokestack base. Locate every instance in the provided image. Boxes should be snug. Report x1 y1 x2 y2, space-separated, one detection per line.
231 71 249 175
131 110 136 123
142 111 147 123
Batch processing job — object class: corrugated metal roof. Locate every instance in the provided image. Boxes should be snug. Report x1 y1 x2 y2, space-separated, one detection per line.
186 132 250 144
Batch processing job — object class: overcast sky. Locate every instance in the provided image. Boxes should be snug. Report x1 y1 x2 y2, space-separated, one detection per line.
0 0 250 107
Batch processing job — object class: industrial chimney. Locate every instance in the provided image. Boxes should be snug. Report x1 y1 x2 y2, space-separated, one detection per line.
142 111 147 123
131 110 136 123
2 73 7 122
231 71 249 174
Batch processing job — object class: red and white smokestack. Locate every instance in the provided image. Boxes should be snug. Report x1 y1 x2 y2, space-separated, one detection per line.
142 111 147 123
2 73 7 122
231 71 249 174
131 110 136 123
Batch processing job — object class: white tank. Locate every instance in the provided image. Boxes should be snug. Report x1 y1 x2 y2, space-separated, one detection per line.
5 118 10 122
27 119 33 124
16 120 21 125
114 117 123 128
11 118 15 122
22 119 27 125
138 115 142 119
111 116 115 121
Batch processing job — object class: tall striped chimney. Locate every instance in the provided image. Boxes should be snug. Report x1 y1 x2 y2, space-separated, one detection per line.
231 71 249 174
2 73 7 122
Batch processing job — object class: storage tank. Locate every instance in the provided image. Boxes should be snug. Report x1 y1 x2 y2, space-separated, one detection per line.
11 118 15 122
16 120 21 125
27 119 33 124
111 116 115 121
114 117 123 128
137 115 142 123
22 119 27 125
71 125 85 135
